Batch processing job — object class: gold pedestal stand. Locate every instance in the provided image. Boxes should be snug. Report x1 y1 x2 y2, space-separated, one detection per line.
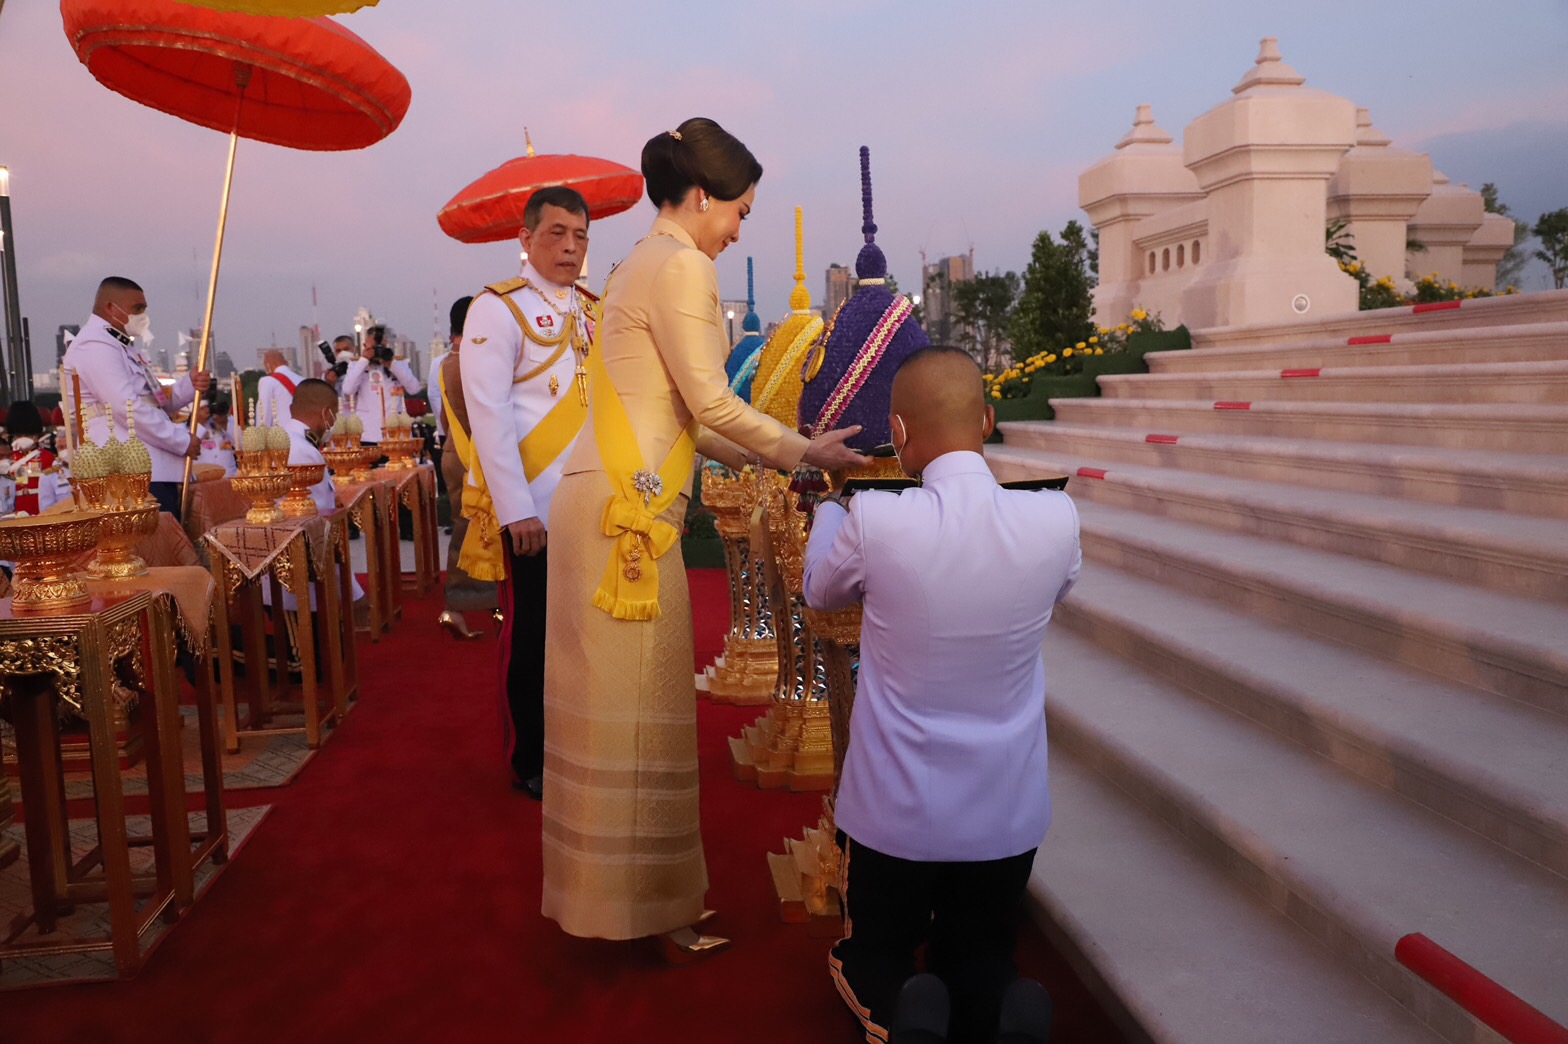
87 503 160 581
321 444 362 487
701 466 777 706
233 449 291 524
0 513 103 614
728 474 835 791
281 463 326 518
377 435 421 472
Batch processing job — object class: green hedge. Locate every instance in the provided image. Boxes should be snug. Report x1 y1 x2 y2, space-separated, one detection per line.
992 326 1191 425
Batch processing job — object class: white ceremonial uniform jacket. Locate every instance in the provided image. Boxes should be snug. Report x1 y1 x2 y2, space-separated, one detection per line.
196 417 238 476
265 417 362 611
458 262 588 530
426 351 447 440
339 356 421 443
63 315 198 483
802 450 1082 862
256 365 303 428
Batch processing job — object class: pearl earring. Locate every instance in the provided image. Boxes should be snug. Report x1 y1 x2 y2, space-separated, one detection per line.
699 196 710 213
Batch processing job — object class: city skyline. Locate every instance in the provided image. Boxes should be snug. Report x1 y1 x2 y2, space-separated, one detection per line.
1 1 1564 382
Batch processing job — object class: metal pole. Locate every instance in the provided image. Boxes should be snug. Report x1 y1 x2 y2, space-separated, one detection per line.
181 67 249 516
0 182 20 405
21 315 32 396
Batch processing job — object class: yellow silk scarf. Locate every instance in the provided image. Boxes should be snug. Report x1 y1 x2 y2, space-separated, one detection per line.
441 367 506 582
587 346 696 621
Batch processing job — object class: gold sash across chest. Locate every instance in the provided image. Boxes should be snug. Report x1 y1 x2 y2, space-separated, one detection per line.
586 346 696 623
450 281 591 581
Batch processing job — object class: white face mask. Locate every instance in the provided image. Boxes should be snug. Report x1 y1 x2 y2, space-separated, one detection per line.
124 311 152 341
891 414 910 477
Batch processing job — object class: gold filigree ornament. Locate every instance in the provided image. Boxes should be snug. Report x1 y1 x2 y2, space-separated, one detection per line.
0 633 83 711
88 502 160 580
623 546 644 583
0 512 104 614
281 463 327 518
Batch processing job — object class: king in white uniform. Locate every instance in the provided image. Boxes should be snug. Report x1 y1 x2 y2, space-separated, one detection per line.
459 185 595 798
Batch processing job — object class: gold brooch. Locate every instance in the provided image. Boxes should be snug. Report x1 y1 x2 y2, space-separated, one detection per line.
623 546 644 582
554 288 568 300
548 374 559 397
470 336 487 344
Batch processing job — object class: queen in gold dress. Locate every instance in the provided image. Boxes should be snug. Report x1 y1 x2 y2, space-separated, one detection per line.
541 118 865 957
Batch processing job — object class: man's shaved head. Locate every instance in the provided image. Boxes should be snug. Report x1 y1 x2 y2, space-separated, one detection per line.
93 276 146 329
887 346 994 478
262 349 287 372
292 378 337 415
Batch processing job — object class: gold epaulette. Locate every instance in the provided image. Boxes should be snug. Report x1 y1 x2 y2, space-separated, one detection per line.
576 283 601 303
482 277 529 298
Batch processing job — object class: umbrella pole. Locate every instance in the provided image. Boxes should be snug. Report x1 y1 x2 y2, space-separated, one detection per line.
181 68 250 517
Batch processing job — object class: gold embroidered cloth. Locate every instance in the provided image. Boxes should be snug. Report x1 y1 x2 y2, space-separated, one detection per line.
85 566 215 655
201 516 331 583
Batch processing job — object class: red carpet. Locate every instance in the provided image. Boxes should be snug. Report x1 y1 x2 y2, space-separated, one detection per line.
3 570 1123 1043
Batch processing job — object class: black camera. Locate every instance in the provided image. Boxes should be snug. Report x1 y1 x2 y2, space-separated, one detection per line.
367 325 394 363
317 338 350 378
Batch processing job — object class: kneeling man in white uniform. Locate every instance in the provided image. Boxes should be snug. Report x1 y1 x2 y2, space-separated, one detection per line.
803 347 1081 1044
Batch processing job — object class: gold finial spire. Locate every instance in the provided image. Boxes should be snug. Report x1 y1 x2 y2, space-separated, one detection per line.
789 206 811 312
524 127 535 158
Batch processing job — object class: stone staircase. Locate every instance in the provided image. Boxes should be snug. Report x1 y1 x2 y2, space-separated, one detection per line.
984 291 1568 1044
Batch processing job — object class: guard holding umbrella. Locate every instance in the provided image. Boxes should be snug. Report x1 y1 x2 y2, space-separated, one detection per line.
459 186 596 800
63 276 212 518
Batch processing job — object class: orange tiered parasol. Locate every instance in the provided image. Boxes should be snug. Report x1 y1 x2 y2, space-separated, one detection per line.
437 130 644 244
60 0 410 505
172 0 378 13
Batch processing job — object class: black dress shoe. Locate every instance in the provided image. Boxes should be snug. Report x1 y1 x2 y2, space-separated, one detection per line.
893 973 949 1043
996 977 1053 1044
512 774 543 801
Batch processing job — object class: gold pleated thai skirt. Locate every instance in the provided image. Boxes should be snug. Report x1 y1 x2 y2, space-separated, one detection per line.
540 470 706 940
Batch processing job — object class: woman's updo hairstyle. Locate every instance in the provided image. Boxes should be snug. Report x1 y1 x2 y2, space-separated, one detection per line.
641 117 763 208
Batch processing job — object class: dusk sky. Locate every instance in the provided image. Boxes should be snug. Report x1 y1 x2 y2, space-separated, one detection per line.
2 0 1565 372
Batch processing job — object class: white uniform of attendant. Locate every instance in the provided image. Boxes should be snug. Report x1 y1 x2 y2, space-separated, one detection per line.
264 417 362 611
196 416 238 476
802 450 1082 862
63 314 199 483
459 262 590 533
256 364 304 428
427 350 448 441
339 355 421 443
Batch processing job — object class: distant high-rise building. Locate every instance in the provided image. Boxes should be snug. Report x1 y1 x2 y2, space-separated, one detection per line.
299 325 321 377
921 253 975 347
213 352 237 379
824 264 854 320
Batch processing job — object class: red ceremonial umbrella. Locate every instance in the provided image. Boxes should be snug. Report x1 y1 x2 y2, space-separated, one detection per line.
61 0 410 503
437 130 644 244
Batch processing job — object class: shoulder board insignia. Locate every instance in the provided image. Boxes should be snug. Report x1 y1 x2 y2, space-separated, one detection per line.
469 336 487 344
576 283 601 303
1001 477 1069 491
482 278 529 298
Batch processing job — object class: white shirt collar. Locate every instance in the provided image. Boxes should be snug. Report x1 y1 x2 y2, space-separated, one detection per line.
919 450 992 483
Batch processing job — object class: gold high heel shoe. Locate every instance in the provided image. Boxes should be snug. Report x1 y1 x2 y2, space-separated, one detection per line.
658 926 730 966
437 609 483 640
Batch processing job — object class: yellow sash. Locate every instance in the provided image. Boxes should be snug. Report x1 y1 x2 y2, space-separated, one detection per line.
445 347 590 582
587 345 696 621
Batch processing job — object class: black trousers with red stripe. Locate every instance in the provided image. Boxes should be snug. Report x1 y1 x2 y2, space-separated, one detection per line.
830 831 1037 1044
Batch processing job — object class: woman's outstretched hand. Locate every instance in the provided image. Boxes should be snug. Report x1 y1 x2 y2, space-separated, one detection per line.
802 425 868 472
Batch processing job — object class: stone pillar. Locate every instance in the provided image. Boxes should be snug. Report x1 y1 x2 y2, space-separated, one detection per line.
1181 38 1358 327
1326 108 1432 285
1406 171 1485 285
1463 212 1516 290
1079 104 1203 325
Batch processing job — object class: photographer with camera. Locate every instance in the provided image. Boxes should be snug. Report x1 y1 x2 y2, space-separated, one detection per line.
337 324 421 444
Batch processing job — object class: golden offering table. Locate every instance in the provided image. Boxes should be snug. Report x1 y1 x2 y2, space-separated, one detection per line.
0 590 203 977
45 501 200 571
390 461 439 600
334 476 396 640
202 513 352 752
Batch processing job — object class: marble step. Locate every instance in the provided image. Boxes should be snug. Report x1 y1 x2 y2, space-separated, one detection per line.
1148 320 1568 375
1099 359 1568 404
1069 500 1568 716
990 424 1568 518
1047 397 1568 454
1055 566 1568 877
1044 627 1568 1042
1184 291 1568 354
985 448 1568 601
1035 751 1447 1044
